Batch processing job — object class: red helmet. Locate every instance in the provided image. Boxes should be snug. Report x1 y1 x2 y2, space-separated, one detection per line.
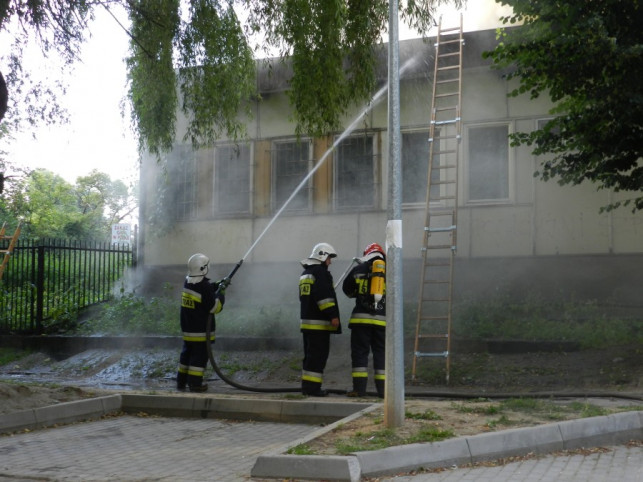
363 243 385 256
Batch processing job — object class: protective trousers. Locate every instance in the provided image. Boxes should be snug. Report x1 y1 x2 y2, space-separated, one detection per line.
301 331 330 394
177 340 209 389
350 324 386 397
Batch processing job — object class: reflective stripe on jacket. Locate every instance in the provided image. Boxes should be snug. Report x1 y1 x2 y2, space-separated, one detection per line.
180 277 225 335
342 255 386 328
299 262 340 333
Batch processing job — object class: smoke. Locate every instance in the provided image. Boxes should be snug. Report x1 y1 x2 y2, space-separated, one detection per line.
434 0 514 34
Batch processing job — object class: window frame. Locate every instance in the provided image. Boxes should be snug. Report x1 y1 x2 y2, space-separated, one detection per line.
332 132 378 212
213 143 253 217
271 138 314 215
464 122 514 205
169 144 198 221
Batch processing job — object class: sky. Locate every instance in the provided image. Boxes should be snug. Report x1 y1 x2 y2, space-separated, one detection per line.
2 6 138 186
1 1 511 187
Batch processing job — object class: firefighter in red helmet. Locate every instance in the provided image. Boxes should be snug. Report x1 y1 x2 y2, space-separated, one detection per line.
342 242 386 397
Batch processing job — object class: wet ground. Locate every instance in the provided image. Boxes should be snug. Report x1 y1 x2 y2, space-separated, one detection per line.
1 336 641 399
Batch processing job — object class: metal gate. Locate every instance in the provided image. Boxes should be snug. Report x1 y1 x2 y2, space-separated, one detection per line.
0 239 135 334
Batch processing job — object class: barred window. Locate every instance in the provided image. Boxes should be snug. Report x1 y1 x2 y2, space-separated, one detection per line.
334 135 375 210
273 140 312 213
170 145 197 221
215 144 251 214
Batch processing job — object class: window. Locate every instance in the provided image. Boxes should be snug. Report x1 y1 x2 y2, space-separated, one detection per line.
334 135 375 210
402 131 429 204
214 144 251 214
467 124 509 201
169 145 198 221
272 140 312 212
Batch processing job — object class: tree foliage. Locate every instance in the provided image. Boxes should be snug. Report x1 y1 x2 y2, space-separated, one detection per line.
484 0 643 211
0 167 137 240
0 0 90 133
1 0 462 156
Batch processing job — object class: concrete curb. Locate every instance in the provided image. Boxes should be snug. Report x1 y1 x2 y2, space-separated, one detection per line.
1 395 640 482
0 395 122 433
354 411 642 479
0 394 370 433
250 411 642 480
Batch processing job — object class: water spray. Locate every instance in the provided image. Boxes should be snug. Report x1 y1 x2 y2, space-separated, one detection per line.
205 56 420 394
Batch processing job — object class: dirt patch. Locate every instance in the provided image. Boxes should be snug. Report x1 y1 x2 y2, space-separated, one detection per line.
0 343 641 452
0 382 112 416
296 397 642 456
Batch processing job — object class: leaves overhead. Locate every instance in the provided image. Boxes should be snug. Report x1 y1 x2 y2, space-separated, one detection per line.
484 0 643 211
1 0 461 156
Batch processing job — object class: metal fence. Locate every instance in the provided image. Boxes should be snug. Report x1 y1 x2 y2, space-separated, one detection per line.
0 239 135 334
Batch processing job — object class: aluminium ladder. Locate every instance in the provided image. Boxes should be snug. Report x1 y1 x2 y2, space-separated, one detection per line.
0 222 21 281
412 16 464 385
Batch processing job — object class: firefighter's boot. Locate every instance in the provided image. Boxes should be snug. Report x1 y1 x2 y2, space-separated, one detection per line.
302 380 327 397
375 379 385 398
176 370 188 391
347 377 367 397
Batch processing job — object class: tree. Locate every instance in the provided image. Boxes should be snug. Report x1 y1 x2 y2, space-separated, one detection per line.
1 0 462 156
483 0 643 211
0 168 137 240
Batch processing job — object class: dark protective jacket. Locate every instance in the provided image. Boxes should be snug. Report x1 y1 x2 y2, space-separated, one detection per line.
180 277 225 341
342 254 386 328
299 261 341 333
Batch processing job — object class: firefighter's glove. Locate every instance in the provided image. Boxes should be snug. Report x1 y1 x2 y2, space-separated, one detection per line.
218 277 231 292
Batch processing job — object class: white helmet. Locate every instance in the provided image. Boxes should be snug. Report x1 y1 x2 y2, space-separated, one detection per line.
308 242 337 263
187 253 209 283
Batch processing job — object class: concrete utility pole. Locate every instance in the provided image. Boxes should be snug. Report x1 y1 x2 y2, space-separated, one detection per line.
384 0 405 428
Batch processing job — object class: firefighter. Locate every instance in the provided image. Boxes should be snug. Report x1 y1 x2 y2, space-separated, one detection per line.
176 253 227 392
299 242 341 396
342 242 386 398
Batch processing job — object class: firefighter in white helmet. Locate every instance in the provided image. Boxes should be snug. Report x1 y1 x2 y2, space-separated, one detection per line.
176 253 227 392
298 242 341 396
342 242 386 397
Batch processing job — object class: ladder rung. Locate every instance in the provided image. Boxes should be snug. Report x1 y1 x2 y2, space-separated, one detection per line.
435 94 459 100
427 210 455 216
435 77 460 84
435 106 457 112
431 194 456 200
425 262 451 268
425 245 456 251
432 149 457 155
426 225 456 233
421 277 450 283
415 351 449 358
418 316 449 322
437 65 460 72
432 118 460 125
436 39 462 46
438 52 460 59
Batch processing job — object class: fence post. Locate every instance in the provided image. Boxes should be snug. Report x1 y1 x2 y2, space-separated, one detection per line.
36 244 45 333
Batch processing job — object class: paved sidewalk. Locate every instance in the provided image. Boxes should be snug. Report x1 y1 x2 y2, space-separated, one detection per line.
0 414 316 481
0 393 640 481
379 444 642 482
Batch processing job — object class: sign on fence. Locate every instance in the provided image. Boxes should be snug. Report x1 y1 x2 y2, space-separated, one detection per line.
111 223 131 245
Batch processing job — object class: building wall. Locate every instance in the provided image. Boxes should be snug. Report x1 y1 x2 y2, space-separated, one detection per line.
138 30 643 310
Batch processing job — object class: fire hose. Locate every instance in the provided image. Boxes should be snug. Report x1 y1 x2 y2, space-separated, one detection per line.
201 261 643 402
204 259 310 393
203 258 364 394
